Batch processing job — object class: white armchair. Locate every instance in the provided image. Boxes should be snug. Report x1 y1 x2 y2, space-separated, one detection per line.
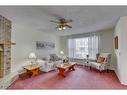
90 53 111 72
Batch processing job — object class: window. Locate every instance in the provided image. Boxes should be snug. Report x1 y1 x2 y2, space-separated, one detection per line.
68 35 99 59
75 38 88 58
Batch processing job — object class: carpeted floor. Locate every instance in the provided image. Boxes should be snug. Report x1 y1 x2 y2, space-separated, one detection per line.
8 65 127 89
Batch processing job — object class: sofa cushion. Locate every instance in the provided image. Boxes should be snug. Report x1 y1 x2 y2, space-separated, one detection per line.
91 62 101 68
36 59 46 65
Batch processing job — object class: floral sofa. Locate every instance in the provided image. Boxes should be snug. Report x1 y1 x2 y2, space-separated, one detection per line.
37 59 62 72
37 54 62 72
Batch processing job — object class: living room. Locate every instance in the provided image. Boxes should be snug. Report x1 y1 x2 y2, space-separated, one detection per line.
0 6 127 90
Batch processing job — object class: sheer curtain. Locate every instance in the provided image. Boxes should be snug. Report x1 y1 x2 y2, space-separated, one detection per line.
68 34 99 60
68 39 75 58
88 35 99 59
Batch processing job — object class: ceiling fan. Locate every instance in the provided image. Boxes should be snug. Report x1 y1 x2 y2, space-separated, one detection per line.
50 18 72 31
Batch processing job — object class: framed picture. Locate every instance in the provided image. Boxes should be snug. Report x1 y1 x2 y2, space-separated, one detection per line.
114 36 118 49
36 41 55 49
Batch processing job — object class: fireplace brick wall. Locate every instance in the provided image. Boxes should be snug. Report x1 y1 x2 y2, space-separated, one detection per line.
0 15 11 78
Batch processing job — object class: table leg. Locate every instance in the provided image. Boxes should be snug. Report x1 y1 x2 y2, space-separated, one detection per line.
71 65 75 70
31 68 40 77
26 70 32 77
58 68 65 77
69 65 75 71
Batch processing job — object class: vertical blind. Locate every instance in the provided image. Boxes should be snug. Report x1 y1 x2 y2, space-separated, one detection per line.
68 35 99 59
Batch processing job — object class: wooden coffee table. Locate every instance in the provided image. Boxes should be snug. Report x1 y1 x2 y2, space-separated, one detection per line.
23 64 41 77
56 63 75 77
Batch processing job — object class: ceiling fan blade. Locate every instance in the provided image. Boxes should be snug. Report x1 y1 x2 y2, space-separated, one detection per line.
65 25 72 28
50 20 59 23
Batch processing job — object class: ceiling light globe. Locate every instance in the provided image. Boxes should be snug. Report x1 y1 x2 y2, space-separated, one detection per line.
63 27 66 30
58 27 62 31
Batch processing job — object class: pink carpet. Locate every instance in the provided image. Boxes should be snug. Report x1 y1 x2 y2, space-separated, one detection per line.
8 65 127 89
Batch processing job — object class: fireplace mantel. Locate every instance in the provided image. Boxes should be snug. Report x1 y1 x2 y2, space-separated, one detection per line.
0 40 16 45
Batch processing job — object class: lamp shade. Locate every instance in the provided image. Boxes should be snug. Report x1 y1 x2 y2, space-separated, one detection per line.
60 51 64 55
28 52 37 59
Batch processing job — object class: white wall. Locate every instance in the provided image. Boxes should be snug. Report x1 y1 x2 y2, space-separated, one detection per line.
99 30 114 70
114 16 127 85
59 29 115 70
11 24 60 72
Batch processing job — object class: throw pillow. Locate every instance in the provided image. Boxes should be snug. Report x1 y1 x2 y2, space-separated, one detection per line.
97 57 105 64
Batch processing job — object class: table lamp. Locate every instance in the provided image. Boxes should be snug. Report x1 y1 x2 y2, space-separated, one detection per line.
28 52 37 65
60 50 64 58
60 50 64 63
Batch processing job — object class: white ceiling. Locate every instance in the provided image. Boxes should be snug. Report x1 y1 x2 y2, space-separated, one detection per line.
0 6 127 36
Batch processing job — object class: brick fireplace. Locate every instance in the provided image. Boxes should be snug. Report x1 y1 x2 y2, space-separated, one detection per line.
0 15 14 78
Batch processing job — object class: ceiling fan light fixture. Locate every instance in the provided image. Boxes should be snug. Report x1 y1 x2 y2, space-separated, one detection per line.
58 25 66 31
58 27 62 31
63 26 66 30
51 18 72 31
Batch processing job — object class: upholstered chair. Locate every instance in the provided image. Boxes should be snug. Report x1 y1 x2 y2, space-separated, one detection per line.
90 53 111 72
